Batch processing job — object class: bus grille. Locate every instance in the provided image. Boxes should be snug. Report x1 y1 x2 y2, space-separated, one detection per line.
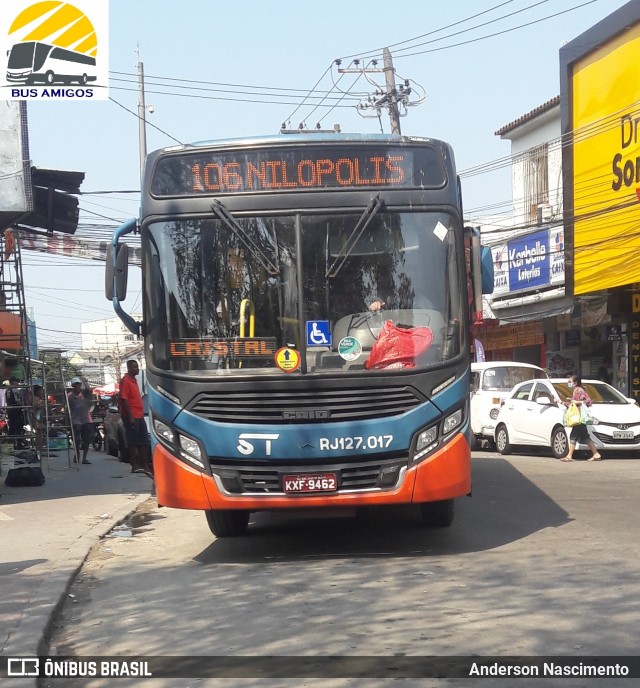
212 456 407 494
190 386 422 424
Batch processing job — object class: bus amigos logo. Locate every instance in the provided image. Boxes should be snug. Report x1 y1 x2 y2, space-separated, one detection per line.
0 0 108 100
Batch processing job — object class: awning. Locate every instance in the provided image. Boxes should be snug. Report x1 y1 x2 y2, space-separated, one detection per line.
490 290 574 324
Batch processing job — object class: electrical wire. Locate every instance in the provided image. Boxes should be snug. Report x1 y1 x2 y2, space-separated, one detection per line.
388 1 599 59
340 0 551 61
109 96 183 145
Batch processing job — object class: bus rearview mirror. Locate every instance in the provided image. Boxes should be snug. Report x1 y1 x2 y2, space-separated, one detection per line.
105 243 129 301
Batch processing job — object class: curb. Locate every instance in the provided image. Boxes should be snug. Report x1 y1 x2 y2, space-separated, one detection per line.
2 493 150 688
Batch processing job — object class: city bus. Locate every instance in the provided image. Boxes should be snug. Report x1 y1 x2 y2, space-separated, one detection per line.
6 41 96 85
107 133 493 537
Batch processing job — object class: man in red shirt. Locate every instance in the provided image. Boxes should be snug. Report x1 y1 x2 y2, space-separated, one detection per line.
119 359 151 475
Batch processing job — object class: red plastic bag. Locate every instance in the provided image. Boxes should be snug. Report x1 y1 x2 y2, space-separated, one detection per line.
365 321 433 370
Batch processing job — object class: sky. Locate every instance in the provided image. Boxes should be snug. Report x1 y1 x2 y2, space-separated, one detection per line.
17 0 626 353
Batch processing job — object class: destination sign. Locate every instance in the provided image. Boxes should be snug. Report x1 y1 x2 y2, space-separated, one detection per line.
150 145 446 196
168 338 277 359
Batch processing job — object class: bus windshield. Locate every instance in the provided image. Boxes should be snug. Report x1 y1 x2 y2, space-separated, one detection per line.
8 42 35 69
144 210 464 375
7 42 50 70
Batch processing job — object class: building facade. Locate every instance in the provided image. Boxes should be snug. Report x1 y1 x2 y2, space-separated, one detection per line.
71 315 144 386
475 94 630 394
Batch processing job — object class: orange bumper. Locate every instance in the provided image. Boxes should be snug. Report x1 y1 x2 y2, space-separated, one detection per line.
153 433 471 511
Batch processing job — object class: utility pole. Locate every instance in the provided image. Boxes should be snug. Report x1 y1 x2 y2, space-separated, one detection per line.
383 48 401 135
136 46 147 183
339 48 416 134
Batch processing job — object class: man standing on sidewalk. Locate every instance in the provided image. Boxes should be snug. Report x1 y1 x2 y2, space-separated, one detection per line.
67 377 94 464
119 360 151 476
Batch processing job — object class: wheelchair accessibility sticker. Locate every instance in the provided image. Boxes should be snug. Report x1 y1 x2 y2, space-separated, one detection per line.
306 320 331 347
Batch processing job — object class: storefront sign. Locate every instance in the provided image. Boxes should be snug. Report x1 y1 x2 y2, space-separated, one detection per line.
491 244 509 296
607 324 621 341
546 349 579 376
489 228 565 299
478 322 544 351
549 227 565 285
508 229 550 293
565 330 580 347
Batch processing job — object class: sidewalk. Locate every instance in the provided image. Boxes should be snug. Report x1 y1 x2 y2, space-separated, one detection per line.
0 446 152 670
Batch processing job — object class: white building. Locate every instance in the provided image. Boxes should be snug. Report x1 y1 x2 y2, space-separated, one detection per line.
474 97 627 391
72 316 144 386
485 96 569 324
80 315 142 350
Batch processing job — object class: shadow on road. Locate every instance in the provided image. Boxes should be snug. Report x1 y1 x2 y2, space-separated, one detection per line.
194 457 569 564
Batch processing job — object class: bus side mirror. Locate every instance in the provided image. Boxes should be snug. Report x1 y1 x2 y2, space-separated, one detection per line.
105 243 129 301
481 245 494 294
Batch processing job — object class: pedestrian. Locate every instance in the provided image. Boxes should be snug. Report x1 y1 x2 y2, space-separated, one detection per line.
119 360 152 476
67 377 94 464
597 357 613 385
5 376 27 449
562 374 602 462
32 384 46 451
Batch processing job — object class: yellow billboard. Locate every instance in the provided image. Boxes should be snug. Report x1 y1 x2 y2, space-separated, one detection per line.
572 21 640 294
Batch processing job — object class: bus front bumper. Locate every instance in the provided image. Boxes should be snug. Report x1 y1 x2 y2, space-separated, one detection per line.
153 433 471 511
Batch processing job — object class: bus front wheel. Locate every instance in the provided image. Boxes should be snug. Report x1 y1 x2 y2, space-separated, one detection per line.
419 499 455 528
205 509 250 537
45 71 55 85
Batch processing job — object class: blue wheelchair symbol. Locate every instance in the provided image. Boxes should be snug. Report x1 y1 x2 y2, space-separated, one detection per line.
306 321 331 347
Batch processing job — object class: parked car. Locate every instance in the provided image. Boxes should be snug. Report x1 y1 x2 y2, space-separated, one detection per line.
104 394 150 461
470 361 547 449
494 378 640 459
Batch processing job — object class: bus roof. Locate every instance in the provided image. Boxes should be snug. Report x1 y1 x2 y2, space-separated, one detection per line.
159 132 448 155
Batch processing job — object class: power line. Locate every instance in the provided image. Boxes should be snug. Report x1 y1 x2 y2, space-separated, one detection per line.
109 96 183 145
388 1 599 59
338 0 545 60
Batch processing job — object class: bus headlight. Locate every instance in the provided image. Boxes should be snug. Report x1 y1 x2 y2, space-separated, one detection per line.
443 409 463 435
179 435 202 460
179 435 206 469
411 425 438 464
153 419 174 444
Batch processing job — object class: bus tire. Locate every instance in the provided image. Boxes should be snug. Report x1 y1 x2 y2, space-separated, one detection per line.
205 509 250 537
45 71 55 85
79 73 88 85
495 424 511 455
419 499 455 528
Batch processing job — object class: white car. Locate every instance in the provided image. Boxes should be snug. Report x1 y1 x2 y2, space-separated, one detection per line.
494 378 640 459
470 361 547 449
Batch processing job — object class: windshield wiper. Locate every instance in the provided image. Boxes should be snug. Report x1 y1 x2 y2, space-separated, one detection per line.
325 194 384 279
211 200 280 275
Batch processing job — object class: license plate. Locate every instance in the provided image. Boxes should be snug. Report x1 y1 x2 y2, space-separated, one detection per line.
283 473 338 493
613 430 634 439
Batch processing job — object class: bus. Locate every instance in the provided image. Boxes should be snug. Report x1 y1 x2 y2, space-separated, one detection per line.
6 41 96 85
107 133 493 537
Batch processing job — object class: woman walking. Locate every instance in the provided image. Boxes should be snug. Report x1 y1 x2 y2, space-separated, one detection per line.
562 374 602 462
